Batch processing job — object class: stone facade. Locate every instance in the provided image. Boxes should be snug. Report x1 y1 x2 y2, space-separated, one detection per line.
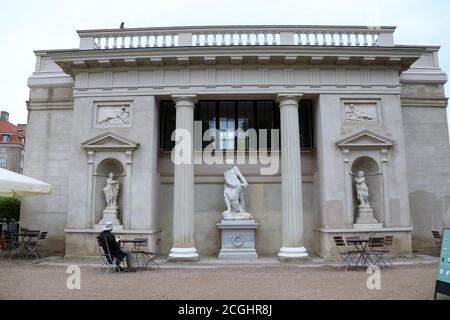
21 25 448 258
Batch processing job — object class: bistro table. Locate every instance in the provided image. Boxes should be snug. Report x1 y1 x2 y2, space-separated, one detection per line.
17 232 40 257
119 239 147 268
345 239 370 268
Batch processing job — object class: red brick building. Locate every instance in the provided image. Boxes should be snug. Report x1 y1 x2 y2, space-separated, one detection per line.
0 111 26 173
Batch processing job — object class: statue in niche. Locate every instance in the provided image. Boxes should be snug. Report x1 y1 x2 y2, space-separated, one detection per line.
223 160 253 220
355 171 370 208
346 104 375 121
103 172 120 209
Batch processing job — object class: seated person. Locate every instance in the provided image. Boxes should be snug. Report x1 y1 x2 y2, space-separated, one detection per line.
98 222 136 272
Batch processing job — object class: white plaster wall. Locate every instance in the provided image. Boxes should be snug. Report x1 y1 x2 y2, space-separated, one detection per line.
20 103 73 253
316 94 412 229
66 95 160 231
158 151 317 256
159 181 316 256
402 92 450 250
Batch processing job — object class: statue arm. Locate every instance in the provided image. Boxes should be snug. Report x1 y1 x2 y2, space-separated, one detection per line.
234 167 248 187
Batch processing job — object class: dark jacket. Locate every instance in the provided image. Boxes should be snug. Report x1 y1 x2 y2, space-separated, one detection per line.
98 230 124 257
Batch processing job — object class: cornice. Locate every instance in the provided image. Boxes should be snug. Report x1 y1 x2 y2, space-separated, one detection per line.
46 45 424 76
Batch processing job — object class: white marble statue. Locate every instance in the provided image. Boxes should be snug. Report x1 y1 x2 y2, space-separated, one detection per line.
355 171 370 208
223 160 253 220
103 172 119 209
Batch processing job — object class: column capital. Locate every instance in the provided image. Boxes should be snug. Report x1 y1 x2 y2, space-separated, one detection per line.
276 93 303 105
171 94 198 107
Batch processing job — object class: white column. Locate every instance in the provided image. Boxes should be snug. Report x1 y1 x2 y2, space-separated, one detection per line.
277 94 308 259
169 94 199 260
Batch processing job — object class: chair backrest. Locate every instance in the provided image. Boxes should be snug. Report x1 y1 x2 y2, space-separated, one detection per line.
432 231 442 245
345 236 361 243
333 236 346 247
38 232 48 240
369 237 385 249
97 235 115 264
134 237 148 245
432 231 441 239
3 231 18 248
384 235 394 246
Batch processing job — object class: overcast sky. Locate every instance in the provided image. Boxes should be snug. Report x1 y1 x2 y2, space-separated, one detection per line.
0 0 448 125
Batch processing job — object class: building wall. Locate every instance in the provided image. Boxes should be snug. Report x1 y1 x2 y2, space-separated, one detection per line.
158 152 317 256
402 84 450 251
65 95 160 230
20 87 74 253
315 93 411 227
22 44 448 257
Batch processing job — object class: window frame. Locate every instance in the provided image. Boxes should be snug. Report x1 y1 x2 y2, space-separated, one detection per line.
159 99 314 151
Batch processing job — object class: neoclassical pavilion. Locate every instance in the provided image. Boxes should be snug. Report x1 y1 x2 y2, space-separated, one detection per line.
22 25 449 259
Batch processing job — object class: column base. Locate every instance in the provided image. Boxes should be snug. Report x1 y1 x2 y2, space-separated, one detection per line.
278 247 309 260
168 247 199 261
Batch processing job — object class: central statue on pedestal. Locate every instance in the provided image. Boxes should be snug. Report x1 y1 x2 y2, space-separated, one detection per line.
223 160 253 220
218 160 259 259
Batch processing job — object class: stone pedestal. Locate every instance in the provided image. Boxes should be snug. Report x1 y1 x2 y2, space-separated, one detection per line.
95 207 123 230
217 220 259 259
354 206 382 229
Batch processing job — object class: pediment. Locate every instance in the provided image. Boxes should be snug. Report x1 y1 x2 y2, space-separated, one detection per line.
336 129 393 149
81 131 139 151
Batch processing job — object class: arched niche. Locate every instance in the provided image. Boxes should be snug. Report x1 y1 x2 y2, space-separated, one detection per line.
351 156 383 224
81 131 139 229
93 158 125 225
336 129 394 228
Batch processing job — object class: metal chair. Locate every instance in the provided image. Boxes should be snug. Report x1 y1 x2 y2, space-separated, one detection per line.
26 231 46 259
2 231 22 259
380 235 394 267
333 236 358 270
97 236 122 274
131 238 160 270
367 237 386 267
432 231 442 247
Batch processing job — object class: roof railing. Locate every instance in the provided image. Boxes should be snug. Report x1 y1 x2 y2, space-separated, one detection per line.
77 25 395 50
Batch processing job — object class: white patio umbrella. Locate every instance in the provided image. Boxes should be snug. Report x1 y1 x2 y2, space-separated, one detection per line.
0 168 51 197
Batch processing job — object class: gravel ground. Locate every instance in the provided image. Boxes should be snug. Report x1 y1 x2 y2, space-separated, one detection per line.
0 259 446 300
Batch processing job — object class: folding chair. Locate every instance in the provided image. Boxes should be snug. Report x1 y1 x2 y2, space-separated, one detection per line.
333 236 358 270
381 235 394 268
3 231 22 259
97 236 122 274
131 238 160 270
26 231 46 259
367 237 386 267
432 231 442 247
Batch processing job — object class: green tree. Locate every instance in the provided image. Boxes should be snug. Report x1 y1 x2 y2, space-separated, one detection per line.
0 197 21 222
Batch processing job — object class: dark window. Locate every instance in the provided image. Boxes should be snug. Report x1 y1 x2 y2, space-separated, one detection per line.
299 100 314 150
160 101 176 150
159 100 314 151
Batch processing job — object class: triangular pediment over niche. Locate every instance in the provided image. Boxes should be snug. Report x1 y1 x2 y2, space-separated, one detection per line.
81 131 139 151
336 129 394 149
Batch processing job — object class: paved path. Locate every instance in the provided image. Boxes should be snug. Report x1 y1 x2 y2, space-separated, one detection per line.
0 256 447 300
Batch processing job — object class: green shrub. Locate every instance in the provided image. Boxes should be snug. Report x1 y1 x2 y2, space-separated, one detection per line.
0 197 21 222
